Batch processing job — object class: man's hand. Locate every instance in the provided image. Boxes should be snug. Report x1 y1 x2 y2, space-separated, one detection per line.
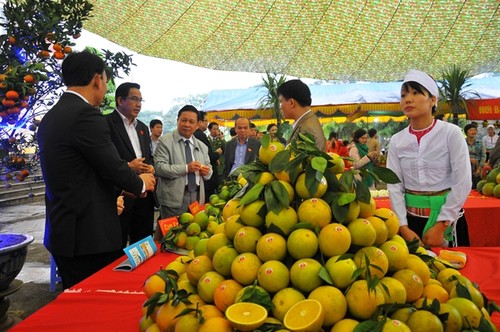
187 161 202 173
128 158 153 174
200 164 211 177
215 147 223 155
140 173 156 191
116 195 124 215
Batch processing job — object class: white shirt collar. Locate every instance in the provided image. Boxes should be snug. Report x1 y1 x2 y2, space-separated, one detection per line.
116 109 137 127
293 109 312 129
65 90 90 104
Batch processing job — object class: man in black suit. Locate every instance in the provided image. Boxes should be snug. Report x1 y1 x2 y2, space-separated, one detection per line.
223 117 261 178
193 111 221 196
37 51 156 289
106 83 156 247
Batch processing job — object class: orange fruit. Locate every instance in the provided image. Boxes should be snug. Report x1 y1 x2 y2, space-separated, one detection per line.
5 90 19 100
63 46 73 53
257 260 290 293
38 50 50 58
345 280 385 320
212 246 239 277
406 310 443 332
239 200 266 227
53 51 65 60
198 317 233 332
197 271 225 303
213 279 244 312
392 269 424 303
374 208 400 238
287 228 318 259
308 285 347 326
233 226 262 254
421 283 449 303
295 172 328 199
265 207 298 236
297 198 332 229
319 223 351 257
23 74 35 83
379 240 409 273
143 274 166 298
231 253 262 285
325 255 358 289
256 233 287 262
347 218 376 247
53 43 63 52
225 302 268 331
289 258 323 293
2 99 16 107
283 299 325 332
186 255 213 286
353 246 389 279
259 140 285 165
271 287 306 321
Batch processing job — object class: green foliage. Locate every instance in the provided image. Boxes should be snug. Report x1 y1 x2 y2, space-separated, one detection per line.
438 64 480 124
0 0 136 184
238 282 274 311
258 71 287 126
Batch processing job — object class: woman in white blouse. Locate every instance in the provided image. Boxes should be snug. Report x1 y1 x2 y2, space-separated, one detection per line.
387 70 471 247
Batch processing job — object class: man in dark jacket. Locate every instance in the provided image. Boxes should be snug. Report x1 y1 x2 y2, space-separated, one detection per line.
106 82 156 247
37 51 155 289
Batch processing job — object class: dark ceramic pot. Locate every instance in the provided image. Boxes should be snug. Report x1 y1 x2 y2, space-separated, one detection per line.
0 233 34 291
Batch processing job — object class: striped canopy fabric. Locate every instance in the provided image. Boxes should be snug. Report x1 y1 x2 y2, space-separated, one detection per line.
84 0 499 82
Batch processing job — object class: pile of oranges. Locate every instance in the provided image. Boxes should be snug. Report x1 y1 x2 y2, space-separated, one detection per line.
138 136 499 331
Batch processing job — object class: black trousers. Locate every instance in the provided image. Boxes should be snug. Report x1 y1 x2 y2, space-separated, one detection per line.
54 250 123 289
119 194 155 248
407 210 470 247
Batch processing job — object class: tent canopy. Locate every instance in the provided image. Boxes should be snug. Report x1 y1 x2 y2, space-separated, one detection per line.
200 76 500 123
84 1 499 82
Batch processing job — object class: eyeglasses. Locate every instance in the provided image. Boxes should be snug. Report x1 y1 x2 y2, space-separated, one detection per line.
126 96 145 103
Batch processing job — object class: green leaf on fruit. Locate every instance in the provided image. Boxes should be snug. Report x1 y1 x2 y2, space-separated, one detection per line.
319 266 333 285
239 183 264 206
238 284 274 311
269 150 291 173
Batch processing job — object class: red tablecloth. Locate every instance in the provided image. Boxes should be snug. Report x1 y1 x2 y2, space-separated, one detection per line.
376 190 500 246
10 247 500 331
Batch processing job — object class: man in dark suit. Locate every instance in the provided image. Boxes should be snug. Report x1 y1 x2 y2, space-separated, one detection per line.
105 82 156 248
194 111 221 196
223 117 261 178
37 51 156 289
278 79 326 151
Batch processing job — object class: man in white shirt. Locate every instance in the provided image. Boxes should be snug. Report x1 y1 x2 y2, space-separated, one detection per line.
106 83 156 248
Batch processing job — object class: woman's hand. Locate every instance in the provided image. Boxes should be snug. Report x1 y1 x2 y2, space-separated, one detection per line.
399 225 423 246
422 222 448 247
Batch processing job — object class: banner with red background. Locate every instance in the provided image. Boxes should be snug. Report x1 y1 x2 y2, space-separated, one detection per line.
467 99 500 120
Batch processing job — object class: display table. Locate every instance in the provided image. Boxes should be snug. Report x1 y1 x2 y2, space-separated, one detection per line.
10 247 500 331
376 190 500 246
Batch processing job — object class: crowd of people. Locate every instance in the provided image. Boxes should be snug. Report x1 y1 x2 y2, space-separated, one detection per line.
37 51 498 289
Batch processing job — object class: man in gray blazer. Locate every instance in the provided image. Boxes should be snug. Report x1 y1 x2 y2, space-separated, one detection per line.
223 117 261 178
154 105 212 223
278 79 326 151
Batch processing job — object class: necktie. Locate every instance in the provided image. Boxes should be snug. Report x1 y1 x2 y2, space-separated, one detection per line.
184 140 197 192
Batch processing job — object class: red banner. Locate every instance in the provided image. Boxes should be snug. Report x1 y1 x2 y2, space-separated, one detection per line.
467 99 500 120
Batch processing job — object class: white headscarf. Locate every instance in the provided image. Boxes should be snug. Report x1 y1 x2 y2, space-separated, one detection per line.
403 70 439 106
